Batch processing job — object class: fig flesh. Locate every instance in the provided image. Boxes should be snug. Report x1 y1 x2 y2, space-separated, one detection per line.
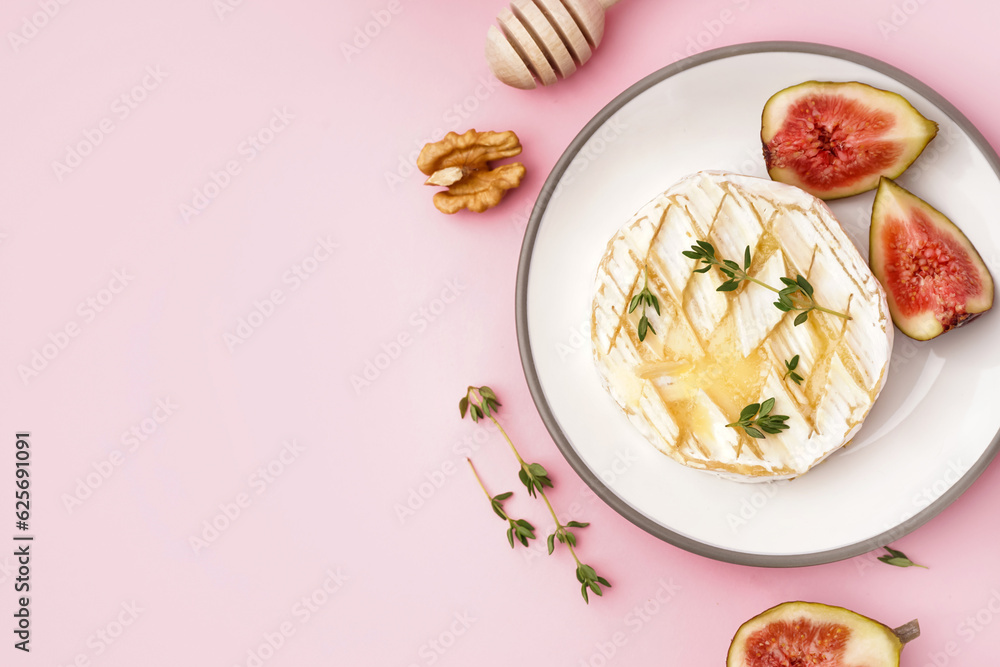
727 601 917 667
870 178 994 340
762 81 938 199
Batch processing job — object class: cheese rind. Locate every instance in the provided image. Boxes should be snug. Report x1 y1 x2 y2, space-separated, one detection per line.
591 172 893 482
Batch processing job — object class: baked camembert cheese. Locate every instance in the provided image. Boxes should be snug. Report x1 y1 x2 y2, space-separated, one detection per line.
591 172 893 482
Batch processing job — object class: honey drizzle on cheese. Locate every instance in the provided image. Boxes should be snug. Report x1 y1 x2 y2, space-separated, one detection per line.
598 176 887 476
593 173 893 479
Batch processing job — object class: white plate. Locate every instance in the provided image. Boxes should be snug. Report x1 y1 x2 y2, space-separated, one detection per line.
516 42 1000 566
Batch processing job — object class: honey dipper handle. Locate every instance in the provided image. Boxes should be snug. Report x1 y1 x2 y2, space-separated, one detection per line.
599 0 622 8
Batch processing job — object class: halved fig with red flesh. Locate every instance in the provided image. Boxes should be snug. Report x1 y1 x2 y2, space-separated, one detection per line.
762 81 938 199
727 601 918 667
871 178 994 340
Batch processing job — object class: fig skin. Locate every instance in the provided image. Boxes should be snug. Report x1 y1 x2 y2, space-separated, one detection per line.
761 81 938 200
870 177 994 340
727 601 912 667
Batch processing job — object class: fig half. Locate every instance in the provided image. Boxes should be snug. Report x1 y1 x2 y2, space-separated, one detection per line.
762 81 938 199
727 601 919 667
870 178 994 340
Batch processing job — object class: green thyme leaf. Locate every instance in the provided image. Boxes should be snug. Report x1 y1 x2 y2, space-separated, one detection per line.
759 397 775 418
649 296 661 315
796 274 814 297
877 546 927 569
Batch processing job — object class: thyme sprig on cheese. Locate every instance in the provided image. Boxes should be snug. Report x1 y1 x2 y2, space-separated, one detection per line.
783 355 804 385
628 267 660 342
726 398 790 439
684 241 851 325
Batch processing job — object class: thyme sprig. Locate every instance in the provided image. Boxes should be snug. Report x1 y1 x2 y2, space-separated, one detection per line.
683 241 851 325
878 546 928 569
726 397 790 439
467 460 536 548
784 355 804 385
628 267 660 342
461 385 611 603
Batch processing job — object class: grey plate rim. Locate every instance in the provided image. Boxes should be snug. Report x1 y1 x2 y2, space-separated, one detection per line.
514 40 1000 567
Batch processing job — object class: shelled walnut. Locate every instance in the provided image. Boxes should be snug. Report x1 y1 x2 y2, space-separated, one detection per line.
417 129 526 214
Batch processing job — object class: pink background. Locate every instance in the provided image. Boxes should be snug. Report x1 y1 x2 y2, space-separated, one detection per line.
3 0 999 664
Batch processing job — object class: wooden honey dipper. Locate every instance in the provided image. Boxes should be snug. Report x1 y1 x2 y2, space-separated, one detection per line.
485 0 622 89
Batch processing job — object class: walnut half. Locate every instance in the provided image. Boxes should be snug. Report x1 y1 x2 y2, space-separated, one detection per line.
417 129 526 214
